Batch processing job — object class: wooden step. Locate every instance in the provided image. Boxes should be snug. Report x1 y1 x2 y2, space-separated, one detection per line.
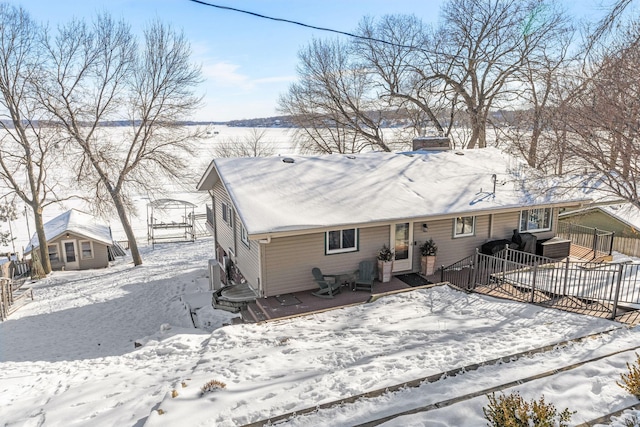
245 302 269 323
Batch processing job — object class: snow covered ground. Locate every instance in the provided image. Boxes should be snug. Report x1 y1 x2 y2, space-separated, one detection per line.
2 237 640 426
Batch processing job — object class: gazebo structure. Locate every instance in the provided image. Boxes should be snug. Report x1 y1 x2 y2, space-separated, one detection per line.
147 199 196 247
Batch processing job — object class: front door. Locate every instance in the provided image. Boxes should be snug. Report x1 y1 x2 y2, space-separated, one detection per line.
61 239 80 270
391 222 413 272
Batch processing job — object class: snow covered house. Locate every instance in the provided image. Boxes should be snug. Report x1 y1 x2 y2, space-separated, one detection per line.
25 209 116 271
197 147 589 299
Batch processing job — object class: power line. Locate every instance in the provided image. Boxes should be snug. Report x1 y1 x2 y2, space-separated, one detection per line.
186 0 416 49
186 0 605 81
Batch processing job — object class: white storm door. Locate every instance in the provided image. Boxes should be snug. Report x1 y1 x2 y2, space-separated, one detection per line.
61 240 80 270
391 222 413 272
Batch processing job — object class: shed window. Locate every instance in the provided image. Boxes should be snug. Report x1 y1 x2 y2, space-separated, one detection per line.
326 228 358 254
48 244 59 263
520 208 552 232
454 216 475 237
80 241 94 259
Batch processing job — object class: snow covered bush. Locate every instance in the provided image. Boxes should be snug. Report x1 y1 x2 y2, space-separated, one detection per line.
200 379 226 396
618 353 640 398
483 392 574 427
377 245 393 261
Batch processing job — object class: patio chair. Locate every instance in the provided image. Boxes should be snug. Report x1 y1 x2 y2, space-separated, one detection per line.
353 260 376 292
311 267 342 298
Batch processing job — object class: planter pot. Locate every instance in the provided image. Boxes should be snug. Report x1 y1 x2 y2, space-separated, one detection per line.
421 255 436 276
377 260 393 283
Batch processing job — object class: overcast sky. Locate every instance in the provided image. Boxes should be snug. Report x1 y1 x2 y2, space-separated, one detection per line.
17 0 613 122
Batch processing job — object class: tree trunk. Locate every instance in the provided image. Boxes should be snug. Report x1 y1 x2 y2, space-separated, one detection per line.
467 111 485 149
111 191 142 266
557 135 565 175
32 206 51 274
528 126 541 168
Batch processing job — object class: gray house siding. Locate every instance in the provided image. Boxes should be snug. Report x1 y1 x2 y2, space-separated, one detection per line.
413 216 492 269
234 219 261 293
48 232 109 270
207 181 564 296
213 181 236 257
412 210 558 270
262 225 388 296
78 241 109 269
492 210 556 241
212 180 261 293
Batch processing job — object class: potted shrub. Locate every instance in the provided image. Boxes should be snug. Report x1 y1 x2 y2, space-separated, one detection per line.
377 244 394 283
420 238 438 276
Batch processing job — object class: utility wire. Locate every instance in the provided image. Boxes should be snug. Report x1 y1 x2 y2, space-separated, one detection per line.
187 0 608 81
187 0 417 50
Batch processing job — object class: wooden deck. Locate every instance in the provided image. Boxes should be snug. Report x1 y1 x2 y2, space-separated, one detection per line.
569 244 611 262
241 276 434 323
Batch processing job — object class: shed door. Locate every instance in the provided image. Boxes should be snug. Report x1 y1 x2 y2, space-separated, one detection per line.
61 239 80 270
391 222 413 272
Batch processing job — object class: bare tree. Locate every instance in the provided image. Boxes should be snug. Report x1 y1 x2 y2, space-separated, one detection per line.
355 14 452 138
39 15 204 266
563 17 640 205
586 0 634 53
428 0 571 148
213 128 276 157
279 38 394 153
0 4 70 274
284 0 570 151
496 11 575 171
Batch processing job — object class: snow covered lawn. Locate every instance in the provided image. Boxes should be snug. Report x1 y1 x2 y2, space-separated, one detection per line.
2 237 640 426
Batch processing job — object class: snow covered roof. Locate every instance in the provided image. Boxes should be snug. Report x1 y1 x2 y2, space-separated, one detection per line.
25 209 113 253
560 203 640 232
198 148 590 237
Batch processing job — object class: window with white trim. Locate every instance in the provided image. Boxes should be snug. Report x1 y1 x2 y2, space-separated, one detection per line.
48 244 59 263
241 224 250 248
326 228 358 254
520 208 552 232
80 241 94 259
454 216 476 237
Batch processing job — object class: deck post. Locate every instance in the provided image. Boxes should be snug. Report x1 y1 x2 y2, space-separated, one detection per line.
530 261 538 303
609 231 615 256
470 249 479 290
562 258 570 296
611 263 624 320
592 228 599 260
